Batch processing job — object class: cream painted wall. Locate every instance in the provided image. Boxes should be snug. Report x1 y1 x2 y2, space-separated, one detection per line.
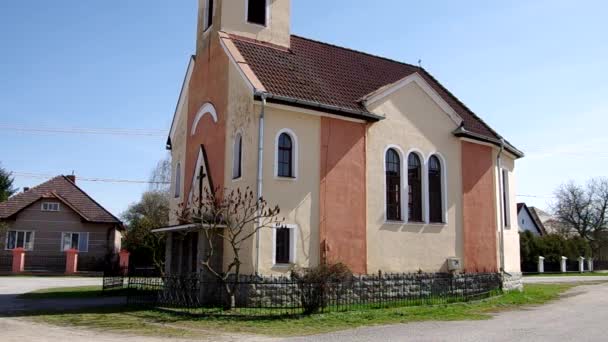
494 151 521 273
366 81 463 273
221 58 259 275
256 105 321 275
169 87 189 225
221 0 291 47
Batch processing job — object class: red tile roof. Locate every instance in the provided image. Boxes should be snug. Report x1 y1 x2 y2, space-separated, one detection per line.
0 176 121 224
230 34 511 148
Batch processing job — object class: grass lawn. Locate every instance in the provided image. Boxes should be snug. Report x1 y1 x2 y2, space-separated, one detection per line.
29 283 575 338
523 272 608 277
17 286 127 300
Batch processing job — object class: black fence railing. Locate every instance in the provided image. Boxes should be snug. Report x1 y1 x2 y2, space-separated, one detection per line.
595 260 608 270
23 253 66 272
78 256 108 273
125 272 503 317
565 260 580 272
0 254 11 272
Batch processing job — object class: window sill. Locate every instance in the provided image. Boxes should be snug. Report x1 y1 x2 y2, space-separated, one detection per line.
275 176 297 182
246 21 268 28
384 220 405 225
272 263 294 269
232 177 243 183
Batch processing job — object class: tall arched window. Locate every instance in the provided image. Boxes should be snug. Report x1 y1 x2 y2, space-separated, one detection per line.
174 163 181 198
428 155 443 223
232 133 242 180
408 153 423 222
278 133 293 178
385 148 402 221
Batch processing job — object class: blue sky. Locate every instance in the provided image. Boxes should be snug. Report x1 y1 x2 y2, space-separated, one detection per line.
1 0 607 216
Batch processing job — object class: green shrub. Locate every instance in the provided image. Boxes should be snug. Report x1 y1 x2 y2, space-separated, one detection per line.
291 263 353 314
520 231 592 266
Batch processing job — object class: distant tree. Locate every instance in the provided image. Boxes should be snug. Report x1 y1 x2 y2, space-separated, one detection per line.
0 164 17 202
122 191 169 272
553 178 608 254
179 186 283 310
0 221 7 250
148 155 172 194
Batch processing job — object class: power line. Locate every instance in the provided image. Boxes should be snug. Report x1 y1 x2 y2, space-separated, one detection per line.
13 172 170 185
0 125 167 137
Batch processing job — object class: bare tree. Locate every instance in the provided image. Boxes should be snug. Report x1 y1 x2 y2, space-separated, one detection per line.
149 155 172 193
179 186 283 310
553 178 608 253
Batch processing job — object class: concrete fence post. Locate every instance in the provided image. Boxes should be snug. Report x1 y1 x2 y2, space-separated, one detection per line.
561 256 568 273
538 256 545 273
65 249 78 275
11 248 26 274
588 258 594 272
578 256 585 273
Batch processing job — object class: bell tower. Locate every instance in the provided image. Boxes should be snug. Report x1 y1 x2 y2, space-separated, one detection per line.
196 0 291 54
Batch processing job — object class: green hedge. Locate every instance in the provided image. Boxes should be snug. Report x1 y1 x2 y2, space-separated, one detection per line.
520 231 591 265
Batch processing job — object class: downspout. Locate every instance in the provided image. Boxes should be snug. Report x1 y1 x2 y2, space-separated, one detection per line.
497 137 506 274
254 92 268 274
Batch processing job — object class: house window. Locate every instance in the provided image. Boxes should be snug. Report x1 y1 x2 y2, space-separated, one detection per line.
408 153 423 222
174 163 181 198
277 131 296 178
204 0 214 31
5 231 34 251
385 148 402 221
232 133 243 180
273 224 296 265
41 202 60 212
61 232 89 252
502 169 511 228
428 155 443 223
247 0 267 26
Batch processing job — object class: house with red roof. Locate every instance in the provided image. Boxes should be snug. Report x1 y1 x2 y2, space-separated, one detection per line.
0 175 123 272
163 0 523 282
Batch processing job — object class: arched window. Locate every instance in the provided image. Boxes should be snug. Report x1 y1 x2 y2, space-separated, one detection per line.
174 163 181 198
278 133 294 178
428 155 443 223
232 133 242 180
385 149 402 221
408 153 423 222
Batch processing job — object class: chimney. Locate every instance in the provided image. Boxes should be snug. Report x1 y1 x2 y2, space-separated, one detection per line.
66 175 76 184
23 187 30 192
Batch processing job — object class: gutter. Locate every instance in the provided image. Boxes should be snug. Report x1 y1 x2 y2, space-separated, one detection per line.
254 93 384 122
453 126 524 159
254 91 268 275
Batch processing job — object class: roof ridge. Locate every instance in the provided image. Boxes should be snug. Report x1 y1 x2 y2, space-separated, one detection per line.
60 175 122 224
291 34 420 70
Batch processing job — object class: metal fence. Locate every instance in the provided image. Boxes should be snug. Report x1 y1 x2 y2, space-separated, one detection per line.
125 272 502 317
78 256 107 273
23 253 66 272
0 254 11 272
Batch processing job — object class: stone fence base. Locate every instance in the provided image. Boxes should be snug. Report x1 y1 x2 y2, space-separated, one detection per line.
502 272 523 292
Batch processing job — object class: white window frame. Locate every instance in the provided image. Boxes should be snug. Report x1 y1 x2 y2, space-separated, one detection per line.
5 230 35 251
405 149 427 224
246 0 270 27
383 145 406 223
274 128 298 180
203 0 215 32
61 232 89 253
426 152 448 225
272 223 297 266
501 168 511 229
174 162 182 199
41 202 60 212
232 132 243 181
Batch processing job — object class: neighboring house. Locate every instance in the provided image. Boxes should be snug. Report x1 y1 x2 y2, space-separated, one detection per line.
162 0 523 276
528 206 573 236
517 203 545 236
0 175 123 271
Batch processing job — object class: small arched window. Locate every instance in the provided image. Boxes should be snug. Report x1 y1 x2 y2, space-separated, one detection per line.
428 155 443 223
386 149 402 221
278 133 294 178
408 153 423 222
174 163 181 198
232 133 242 180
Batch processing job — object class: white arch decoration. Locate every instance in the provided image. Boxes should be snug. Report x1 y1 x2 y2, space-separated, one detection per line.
191 102 218 136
